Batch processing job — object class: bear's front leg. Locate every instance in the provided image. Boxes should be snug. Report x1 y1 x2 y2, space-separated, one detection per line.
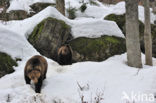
35 78 42 93
25 75 30 84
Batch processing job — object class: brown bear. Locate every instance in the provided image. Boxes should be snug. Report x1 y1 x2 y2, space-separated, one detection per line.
24 55 48 93
57 44 73 65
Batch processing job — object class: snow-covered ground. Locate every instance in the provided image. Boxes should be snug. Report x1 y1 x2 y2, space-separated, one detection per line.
0 0 156 103
1 52 156 103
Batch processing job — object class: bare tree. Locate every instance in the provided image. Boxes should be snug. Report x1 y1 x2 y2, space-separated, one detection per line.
125 0 142 68
151 0 156 13
144 0 153 66
56 0 65 15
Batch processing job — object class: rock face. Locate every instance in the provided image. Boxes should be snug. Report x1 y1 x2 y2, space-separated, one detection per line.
105 14 156 57
0 0 10 12
30 3 55 13
28 17 126 62
0 2 56 21
0 10 28 21
0 0 29 21
69 36 126 62
0 52 17 78
28 17 72 61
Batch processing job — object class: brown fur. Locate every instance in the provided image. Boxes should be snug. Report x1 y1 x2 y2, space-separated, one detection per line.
24 55 48 93
57 45 72 65
58 46 69 55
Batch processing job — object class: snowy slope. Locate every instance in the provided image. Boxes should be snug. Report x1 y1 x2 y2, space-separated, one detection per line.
0 51 156 103
0 21 156 103
0 0 156 103
0 25 38 60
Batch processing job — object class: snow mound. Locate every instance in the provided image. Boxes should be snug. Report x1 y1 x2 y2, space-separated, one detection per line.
72 18 124 38
0 25 38 59
2 7 124 38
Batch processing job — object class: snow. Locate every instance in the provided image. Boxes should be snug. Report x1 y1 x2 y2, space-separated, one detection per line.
1 6 124 38
0 0 156 103
6 0 156 38
71 18 124 38
0 51 156 103
0 8 3 13
8 0 156 24
8 0 55 12
76 2 156 24
0 25 38 60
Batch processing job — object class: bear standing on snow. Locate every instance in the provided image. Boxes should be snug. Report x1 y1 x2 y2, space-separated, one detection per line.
24 55 48 93
57 44 73 65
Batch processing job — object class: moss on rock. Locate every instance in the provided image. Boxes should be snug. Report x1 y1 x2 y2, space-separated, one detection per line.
29 17 126 62
104 14 146 36
69 35 126 61
0 10 28 21
28 20 45 42
28 17 72 61
0 52 17 78
104 13 156 57
28 17 71 43
105 14 125 34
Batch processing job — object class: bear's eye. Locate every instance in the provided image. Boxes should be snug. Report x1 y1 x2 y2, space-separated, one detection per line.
28 69 32 73
34 69 41 72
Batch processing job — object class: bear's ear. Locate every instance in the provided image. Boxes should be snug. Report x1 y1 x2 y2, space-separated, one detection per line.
67 45 73 54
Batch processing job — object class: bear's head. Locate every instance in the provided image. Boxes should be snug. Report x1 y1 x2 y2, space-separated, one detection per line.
58 45 71 55
27 66 41 84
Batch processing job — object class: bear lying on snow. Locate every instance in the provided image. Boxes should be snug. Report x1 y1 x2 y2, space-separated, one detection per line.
57 44 73 65
24 55 48 93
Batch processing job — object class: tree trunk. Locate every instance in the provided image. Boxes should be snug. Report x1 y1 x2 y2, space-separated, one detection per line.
56 0 65 16
125 0 142 68
152 0 156 13
144 0 153 66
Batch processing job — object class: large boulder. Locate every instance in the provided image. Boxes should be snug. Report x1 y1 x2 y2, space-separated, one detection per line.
0 0 9 12
69 36 126 62
0 10 29 21
105 14 126 34
0 0 29 21
0 0 9 6
28 17 126 62
0 2 56 21
105 14 156 57
28 17 72 61
0 52 17 78
30 2 56 14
